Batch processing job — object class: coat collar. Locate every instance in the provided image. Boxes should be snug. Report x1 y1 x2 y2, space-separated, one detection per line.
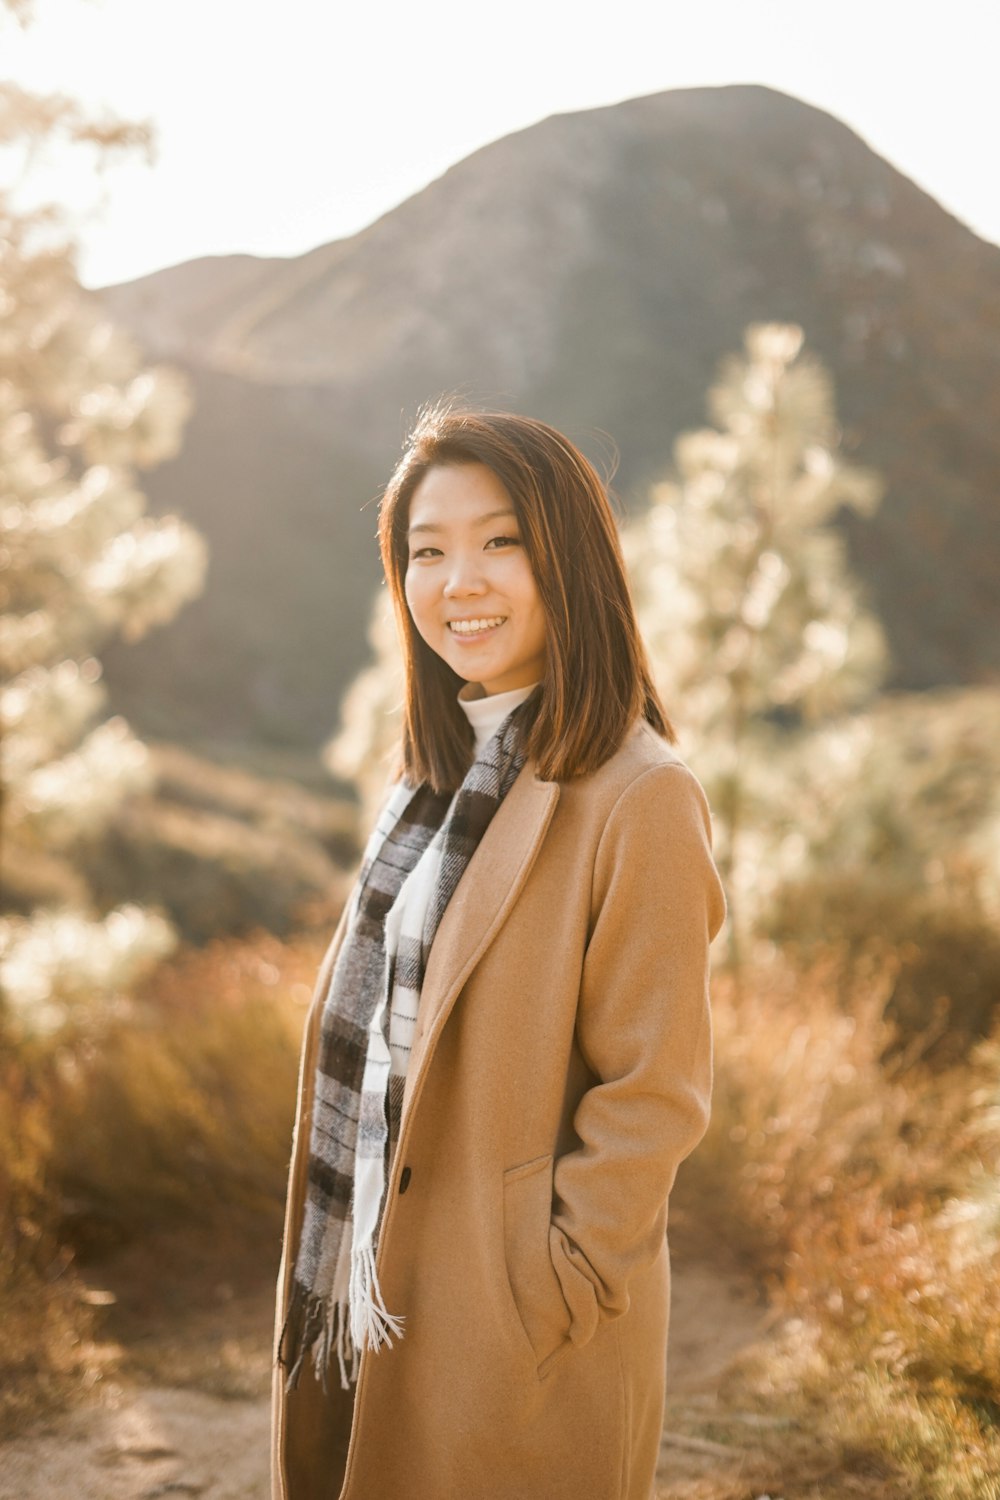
402 760 560 1113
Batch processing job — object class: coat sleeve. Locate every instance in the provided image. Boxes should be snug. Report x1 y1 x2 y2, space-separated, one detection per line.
549 760 726 1351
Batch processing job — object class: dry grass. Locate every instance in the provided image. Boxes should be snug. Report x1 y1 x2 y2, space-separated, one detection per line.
0 927 326 1436
681 950 1000 1499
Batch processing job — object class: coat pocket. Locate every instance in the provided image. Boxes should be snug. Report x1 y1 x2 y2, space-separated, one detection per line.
502 1153 572 1376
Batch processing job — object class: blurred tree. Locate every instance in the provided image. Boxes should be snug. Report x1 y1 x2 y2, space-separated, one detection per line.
622 322 887 966
322 586 403 834
0 0 207 1034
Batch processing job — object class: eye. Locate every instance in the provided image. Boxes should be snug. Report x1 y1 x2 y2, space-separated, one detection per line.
409 545 441 560
484 535 520 550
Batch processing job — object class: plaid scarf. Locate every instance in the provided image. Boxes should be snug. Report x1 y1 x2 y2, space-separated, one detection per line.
278 696 533 1393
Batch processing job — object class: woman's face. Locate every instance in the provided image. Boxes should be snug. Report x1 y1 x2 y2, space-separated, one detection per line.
404 462 548 696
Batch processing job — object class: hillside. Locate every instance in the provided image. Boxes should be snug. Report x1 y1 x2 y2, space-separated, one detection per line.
97 83 1000 756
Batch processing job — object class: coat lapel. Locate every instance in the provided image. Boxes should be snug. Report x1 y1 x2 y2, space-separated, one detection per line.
402 763 560 1114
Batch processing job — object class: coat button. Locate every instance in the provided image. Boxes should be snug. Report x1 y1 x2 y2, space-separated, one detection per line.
399 1166 412 1194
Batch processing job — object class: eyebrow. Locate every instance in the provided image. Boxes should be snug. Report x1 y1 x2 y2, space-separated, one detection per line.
407 507 518 537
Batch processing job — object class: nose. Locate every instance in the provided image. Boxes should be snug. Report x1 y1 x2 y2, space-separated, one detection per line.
442 552 487 598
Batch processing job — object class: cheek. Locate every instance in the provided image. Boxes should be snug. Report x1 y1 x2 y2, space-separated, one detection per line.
404 571 434 633
517 567 546 632
529 608 549 655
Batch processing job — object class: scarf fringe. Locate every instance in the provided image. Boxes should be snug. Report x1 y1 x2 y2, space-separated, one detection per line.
278 1284 361 1395
277 1282 319 1392
315 1290 361 1392
349 1242 406 1354
278 1247 404 1397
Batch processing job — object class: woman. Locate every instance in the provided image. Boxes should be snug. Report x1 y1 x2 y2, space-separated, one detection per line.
271 404 726 1500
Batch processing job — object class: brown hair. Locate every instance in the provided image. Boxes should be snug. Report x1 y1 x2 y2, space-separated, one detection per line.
377 400 674 790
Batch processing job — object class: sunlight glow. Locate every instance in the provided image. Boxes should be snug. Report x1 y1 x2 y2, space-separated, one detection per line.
2 0 997 287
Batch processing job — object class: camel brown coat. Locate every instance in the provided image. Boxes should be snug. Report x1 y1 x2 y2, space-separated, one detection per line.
271 717 726 1500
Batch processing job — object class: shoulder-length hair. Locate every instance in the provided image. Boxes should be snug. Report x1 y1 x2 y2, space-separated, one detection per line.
377 401 674 790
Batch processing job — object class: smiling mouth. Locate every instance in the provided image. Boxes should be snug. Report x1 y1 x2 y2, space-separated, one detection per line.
448 616 507 636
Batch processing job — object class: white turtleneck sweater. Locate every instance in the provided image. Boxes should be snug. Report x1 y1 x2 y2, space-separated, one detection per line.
455 678 540 756
384 679 540 1091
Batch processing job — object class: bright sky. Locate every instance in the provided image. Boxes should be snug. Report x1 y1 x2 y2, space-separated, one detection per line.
4 0 999 289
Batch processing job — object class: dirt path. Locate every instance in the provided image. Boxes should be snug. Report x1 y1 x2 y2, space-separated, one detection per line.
0 1256 881 1500
0 1257 782 1500
0 1386 272 1500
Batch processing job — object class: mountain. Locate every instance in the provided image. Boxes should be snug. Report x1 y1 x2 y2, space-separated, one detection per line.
97 83 1000 758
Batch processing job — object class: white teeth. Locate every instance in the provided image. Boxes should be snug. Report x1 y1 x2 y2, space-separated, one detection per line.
449 617 506 634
